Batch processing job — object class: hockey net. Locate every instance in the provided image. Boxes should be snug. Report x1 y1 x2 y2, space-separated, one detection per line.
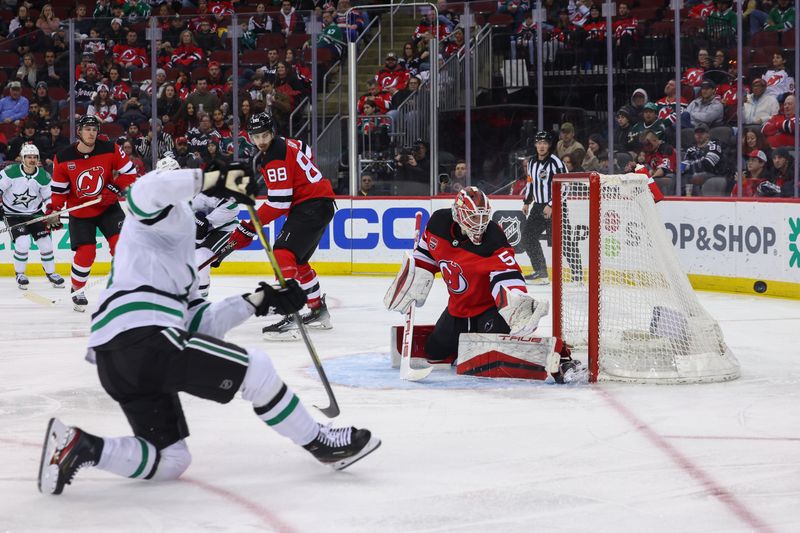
552 172 740 383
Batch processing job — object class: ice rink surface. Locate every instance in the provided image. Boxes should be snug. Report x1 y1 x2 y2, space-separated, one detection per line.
1 275 798 533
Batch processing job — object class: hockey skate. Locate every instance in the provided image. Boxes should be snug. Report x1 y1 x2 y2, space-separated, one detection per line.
303 423 381 471
525 273 550 286
15 273 29 290
553 359 586 384
46 273 65 288
38 418 103 495
262 295 332 341
71 289 88 313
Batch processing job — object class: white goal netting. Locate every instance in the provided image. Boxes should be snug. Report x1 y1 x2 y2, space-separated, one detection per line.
555 174 740 383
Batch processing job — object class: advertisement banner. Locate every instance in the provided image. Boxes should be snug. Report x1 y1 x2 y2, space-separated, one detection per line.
1 198 798 298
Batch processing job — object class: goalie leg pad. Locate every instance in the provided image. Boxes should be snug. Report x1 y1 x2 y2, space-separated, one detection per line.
456 334 561 380
390 324 436 368
384 253 434 313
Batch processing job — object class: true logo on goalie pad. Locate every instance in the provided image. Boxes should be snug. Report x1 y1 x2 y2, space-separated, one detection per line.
456 334 561 380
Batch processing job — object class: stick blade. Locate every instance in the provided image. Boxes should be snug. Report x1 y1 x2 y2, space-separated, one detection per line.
400 360 433 381
315 402 341 418
24 292 56 306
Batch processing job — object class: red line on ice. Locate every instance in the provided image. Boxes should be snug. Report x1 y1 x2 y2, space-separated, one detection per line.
599 389 775 533
663 435 800 442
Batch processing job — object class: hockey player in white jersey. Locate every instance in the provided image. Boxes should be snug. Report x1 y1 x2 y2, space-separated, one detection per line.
0 143 65 289
38 162 381 496
157 155 240 297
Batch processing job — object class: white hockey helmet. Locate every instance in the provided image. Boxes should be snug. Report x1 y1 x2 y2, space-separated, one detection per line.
452 186 492 245
20 143 39 159
156 155 180 171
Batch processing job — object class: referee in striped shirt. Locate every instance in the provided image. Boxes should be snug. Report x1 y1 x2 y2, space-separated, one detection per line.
521 131 566 284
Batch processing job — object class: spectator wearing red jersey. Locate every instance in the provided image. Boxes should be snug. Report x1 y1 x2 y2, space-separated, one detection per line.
169 31 205 68
376 52 410 91
682 48 712 88
442 27 465 59
761 95 796 148
511 12 536 65
358 79 392 114
569 0 591 27
106 66 132 103
731 150 772 196
413 9 451 45
113 30 149 71
689 0 715 19
639 130 676 195
548 8 577 67
582 5 607 70
613 2 638 68
209 0 234 16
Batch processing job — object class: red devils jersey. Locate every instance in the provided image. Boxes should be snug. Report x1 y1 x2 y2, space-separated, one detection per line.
414 209 527 318
252 137 335 224
51 140 138 218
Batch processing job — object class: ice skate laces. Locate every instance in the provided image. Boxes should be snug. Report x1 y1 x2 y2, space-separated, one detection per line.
317 424 351 448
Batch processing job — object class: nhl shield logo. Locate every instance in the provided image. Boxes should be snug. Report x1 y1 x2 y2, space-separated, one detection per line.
498 216 522 247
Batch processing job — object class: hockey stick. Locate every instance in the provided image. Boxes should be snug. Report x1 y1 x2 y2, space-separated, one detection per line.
400 212 434 381
24 276 106 307
0 198 102 235
197 239 236 271
244 205 340 418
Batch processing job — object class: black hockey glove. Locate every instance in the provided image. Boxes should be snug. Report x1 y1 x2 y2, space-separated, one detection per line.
244 279 307 317
195 213 210 240
201 161 256 206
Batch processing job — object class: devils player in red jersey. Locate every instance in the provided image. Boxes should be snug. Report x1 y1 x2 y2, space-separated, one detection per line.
226 112 336 340
48 115 138 312
385 187 550 362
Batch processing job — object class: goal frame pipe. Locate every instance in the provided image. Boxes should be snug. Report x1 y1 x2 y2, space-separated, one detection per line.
552 172 602 383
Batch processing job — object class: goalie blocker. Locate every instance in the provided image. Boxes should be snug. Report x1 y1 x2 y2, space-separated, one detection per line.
390 326 578 382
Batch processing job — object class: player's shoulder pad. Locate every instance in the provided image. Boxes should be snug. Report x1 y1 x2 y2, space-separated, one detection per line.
93 139 117 154
425 208 455 238
54 143 80 163
34 168 51 186
264 136 288 161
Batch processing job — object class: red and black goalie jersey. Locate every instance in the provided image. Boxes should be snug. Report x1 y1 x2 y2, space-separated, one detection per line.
413 209 527 318
51 139 138 218
251 136 335 224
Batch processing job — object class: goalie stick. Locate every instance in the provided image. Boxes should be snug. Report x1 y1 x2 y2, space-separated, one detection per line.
400 211 433 381
245 204 340 418
0 198 102 235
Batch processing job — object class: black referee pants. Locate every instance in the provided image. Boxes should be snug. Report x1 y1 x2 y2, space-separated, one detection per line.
522 203 549 275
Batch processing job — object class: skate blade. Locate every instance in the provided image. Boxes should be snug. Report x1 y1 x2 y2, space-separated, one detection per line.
262 329 302 341
331 437 381 471
526 278 550 286
38 418 66 495
73 304 86 313
18 284 28 290
304 321 332 330
51 282 65 289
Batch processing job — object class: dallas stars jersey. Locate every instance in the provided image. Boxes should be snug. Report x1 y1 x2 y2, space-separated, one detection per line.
88 169 254 348
191 192 239 232
0 163 51 216
413 209 527 318
51 139 138 218
251 136 334 224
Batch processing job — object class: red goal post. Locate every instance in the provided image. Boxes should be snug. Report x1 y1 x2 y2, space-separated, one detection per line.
551 172 740 384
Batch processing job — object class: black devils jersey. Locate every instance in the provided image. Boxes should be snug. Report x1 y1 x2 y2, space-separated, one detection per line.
413 209 527 318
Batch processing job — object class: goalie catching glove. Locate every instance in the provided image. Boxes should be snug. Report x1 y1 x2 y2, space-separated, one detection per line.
497 288 549 337
201 161 256 206
244 279 307 316
384 253 434 313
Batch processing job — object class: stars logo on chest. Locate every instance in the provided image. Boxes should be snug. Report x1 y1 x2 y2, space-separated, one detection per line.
12 191 37 209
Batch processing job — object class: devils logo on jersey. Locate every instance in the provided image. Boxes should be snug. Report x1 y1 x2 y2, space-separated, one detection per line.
75 166 105 197
439 260 469 294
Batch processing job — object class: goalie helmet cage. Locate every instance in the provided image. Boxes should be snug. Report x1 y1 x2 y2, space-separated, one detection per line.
551 172 740 384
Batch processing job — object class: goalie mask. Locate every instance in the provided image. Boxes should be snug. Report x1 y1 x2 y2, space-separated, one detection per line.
452 186 491 244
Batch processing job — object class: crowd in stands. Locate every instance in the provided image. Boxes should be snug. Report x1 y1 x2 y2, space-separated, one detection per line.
0 0 796 198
